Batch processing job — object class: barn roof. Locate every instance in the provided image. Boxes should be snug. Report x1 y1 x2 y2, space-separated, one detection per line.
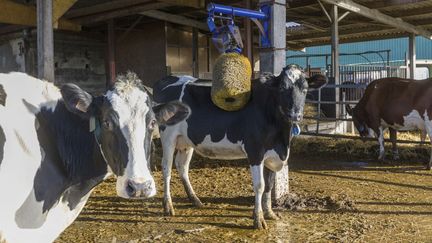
0 0 431 50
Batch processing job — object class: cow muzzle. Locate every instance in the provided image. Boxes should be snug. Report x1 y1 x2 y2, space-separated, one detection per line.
289 113 303 122
117 177 156 199
126 178 156 198
279 107 303 123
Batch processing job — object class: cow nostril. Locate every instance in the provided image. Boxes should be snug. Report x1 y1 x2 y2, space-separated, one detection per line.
143 180 153 191
126 180 136 197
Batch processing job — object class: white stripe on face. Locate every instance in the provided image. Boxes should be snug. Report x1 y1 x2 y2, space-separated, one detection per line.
106 86 156 198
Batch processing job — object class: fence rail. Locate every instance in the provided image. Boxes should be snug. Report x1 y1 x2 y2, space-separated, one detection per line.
303 64 419 144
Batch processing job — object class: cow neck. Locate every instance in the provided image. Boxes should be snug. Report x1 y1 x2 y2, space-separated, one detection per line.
37 101 108 184
251 81 292 148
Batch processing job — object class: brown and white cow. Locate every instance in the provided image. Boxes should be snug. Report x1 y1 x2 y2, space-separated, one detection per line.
346 77 432 169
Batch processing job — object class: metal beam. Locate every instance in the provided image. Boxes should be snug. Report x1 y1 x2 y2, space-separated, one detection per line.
37 0 55 83
409 33 416 79
320 0 432 39
140 10 208 31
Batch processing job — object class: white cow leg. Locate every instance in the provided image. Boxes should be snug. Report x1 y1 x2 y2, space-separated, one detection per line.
377 127 386 161
250 163 267 230
174 147 203 207
263 166 278 220
161 137 176 216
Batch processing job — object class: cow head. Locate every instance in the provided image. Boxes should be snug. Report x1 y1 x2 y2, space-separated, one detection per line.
346 104 370 137
262 64 327 123
61 72 189 199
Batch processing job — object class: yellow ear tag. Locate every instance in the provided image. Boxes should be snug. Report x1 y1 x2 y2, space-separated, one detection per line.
89 116 96 132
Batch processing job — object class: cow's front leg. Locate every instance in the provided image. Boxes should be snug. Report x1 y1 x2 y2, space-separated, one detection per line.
250 163 267 230
174 147 203 207
263 166 278 220
161 137 176 216
376 127 386 161
389 128 399 160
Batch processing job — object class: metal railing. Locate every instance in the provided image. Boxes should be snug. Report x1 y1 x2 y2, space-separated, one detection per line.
302 64 423 144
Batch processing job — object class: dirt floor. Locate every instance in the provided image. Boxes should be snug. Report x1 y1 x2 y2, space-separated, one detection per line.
56 137 432 242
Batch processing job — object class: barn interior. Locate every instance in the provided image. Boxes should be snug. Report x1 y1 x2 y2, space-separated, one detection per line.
0 0 430 93
0 1 431 241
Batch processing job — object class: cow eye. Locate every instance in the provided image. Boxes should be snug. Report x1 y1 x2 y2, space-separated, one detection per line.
102 120 112 130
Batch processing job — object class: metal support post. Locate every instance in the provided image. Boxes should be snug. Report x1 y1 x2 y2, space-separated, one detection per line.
409 34 416 79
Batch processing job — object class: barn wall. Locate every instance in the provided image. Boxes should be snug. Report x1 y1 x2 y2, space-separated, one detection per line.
0 36 26 73
0 31 107 94
53 32 106 94
115 21 167 87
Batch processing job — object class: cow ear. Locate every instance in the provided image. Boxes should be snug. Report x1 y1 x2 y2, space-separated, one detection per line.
307 74 327 90
153 101 190 126
260 72 279 88
61 83 94 119
346 104 353 116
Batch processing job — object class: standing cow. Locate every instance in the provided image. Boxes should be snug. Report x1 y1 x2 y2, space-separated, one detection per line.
0 72 187 243
346 77 432 169
153 64 327 229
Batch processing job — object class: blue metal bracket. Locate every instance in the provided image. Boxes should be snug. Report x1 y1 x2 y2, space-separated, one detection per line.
207 3 271 53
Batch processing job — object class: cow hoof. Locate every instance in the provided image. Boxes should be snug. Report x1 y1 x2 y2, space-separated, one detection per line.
163 201 175 216
264 210 279 220
253 212 268 230
192 198 204 208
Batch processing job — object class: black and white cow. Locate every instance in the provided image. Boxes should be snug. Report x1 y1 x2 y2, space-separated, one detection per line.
153 64 327 229
0 72 187 243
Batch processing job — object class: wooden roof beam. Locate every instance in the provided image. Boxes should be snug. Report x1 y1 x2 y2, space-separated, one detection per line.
140 10 208 31
65 0 154 19
157 0 205 8
320 0 432 39
0 0 80 31
71 2 170 24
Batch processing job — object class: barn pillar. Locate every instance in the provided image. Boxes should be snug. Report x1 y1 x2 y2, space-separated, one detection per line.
243 0 254 75
409 33 416 79
37 0 55 83
331 5 342 132
192 28 199 78
107 19 116 88
259 0 288 204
